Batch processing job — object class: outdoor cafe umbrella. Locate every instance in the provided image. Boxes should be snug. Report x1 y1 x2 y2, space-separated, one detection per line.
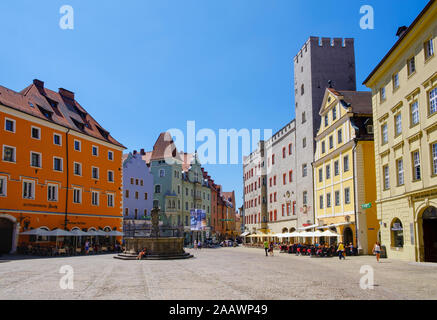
47 229 73 250
20 228 52 236
321 230 340 237
70 229 88 252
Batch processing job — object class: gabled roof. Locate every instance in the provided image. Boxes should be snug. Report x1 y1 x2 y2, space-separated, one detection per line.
0 80 125 148
150 132 182 161
321 88 372 115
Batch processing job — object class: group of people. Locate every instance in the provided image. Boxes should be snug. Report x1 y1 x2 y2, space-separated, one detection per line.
193 240 203 250
267 241 359 259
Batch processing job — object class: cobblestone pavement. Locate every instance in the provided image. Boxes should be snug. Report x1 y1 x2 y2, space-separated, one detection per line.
0 246 437 300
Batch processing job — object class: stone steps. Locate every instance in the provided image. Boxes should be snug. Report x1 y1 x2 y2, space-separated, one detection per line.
114 252 194 260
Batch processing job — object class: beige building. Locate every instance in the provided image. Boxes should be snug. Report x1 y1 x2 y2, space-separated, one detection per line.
364 0 437 262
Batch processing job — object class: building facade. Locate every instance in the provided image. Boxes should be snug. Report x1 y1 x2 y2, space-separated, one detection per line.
364 0 437 262
0 79 125 254
313 88 378 254
122 151 154 220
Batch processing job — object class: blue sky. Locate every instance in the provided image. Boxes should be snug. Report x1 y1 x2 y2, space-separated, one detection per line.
0 0 430 209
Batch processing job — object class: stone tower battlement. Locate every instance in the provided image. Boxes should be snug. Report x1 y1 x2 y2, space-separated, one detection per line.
294 37 355 64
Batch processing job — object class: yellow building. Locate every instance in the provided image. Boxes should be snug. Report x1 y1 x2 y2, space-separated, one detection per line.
313 88 378 254
364 0 437 262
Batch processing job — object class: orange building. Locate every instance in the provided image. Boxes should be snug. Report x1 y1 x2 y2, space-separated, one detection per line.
0 79 125 253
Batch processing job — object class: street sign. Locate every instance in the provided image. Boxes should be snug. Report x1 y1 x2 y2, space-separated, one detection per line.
361 203 372 209
220 219 234 222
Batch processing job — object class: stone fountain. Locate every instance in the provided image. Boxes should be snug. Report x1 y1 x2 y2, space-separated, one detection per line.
115 203 193 260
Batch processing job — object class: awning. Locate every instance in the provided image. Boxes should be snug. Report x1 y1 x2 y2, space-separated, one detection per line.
320 230 340 237
317 222 353 229
20 228 52 236
47 229 73 237
240 232 250 237
70 229 89 236
108 231 124 236
298 224 318 231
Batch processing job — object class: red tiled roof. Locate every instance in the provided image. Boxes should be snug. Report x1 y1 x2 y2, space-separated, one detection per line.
0 80 125 148
150 132 182 161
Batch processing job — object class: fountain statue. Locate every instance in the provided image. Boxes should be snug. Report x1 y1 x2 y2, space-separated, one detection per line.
115 201 193 260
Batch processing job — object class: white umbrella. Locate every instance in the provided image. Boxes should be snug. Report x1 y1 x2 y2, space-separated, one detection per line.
96 230 108 236
47 229 73 237
108 231 124 236
20 228 52 236
70 229 88 253
321 230 340 237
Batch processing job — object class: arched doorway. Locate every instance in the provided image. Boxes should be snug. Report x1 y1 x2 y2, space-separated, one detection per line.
343 227 354 246
0 218 13 254
422 207 437 263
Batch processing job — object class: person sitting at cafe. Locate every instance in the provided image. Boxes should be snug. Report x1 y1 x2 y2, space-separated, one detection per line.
137 248 147 260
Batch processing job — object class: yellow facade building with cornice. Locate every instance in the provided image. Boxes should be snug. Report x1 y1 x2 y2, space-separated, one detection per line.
364 0 437 262
313 88 378 254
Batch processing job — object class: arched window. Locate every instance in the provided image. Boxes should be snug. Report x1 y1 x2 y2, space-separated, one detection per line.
391 218 404 248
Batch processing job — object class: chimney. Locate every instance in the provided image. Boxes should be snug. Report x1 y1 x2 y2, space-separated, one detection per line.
396 26 408 38
140 149 145 155
33 79 44 88
59 88 75 101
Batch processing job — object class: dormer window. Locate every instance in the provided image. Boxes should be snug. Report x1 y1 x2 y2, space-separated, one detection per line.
72 118 85 131
37 105 53 120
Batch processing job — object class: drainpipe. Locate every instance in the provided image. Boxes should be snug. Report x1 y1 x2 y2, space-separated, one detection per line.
352 139 360 253
64 129 71 230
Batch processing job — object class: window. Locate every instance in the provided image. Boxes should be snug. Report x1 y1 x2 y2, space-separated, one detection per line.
395 113 402 136
53 134 61 146
301 84 304 95
319 168 323 182
302 164 307 177
429 87 437 115
108 151 114 161
289 170 293 183
332 107 337 121
383 165 390 190
303 191 307 205
335 191 340 206
303 138 306 148
397 159 404 186
125 208 129 216
382 123 388 144
343 155 350 172
338 129 343 144
135 179 138 185
334 160 339 176
321 141 326 154
31 127 40 139
74 162 82 176
92 167 99 179
107 194 114 207
391 218 404 248
135 191 139 200
410 101 419 126
30 152 41 168
432 143 437 176
159 169 165 177
5 118 15 132
412 151 421 181
108 170 114 182
74 140 81 151
344 188 351 204
2 145 15 163
380 87 386 102
155 185 161 194
319 195 324 209
92 146 98 156
425 38 434 60
289 143 292 155
393 73 400 90
125 190 129 198
73 188 82 203
302 112 306 124
283 173 287 185
282 147 286 159
0 176 6 196
407 57 416 76
144 192 148 200
272 154 275 165
326 165 331 180
326 193 331 208
23 180 35 199
324 115 328 127
329 135 334 149
53 157 63 172
130 178 134 185
47 184 58 202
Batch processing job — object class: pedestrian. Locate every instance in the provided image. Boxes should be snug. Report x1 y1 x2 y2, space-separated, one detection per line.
194 240 198 250
263 240 269 257
373 242 381 262
85 240 90 255
337 242 345 260
269 242 274 257
198 241 202 250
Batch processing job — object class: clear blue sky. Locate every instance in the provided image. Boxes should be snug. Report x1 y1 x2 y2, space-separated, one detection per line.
0 0 430 209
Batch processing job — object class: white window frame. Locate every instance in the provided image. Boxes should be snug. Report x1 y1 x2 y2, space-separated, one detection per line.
22 179 35 200
53 133 62 146
412 151 421 181
92 167 99 180
31 126 41 140
47 183 58 202
92 145 99 157
410 101 419 126
73 188 82 204
108 170 114 183
393 73 400 90
429 87 437 115
2 145 16 163
107 193 114 208
53 157 63 172
425 38 434 60
91 190 99 206
30 151 42 168
383 165 390 190
395 113 402 136
335 191 340 206
159 169 165 177
73 162 82 176
74 139 81 152
408 56 416 76
108 150 114 161
397 158 404 186
4 118 15 133
344 155 350 172
0 176 7 197
382 123 388 144
344 187 351 204
432 143 437 176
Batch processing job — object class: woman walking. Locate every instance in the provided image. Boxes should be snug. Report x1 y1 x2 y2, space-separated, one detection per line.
337 242 345 260
373 242 381 262
269 242 274 257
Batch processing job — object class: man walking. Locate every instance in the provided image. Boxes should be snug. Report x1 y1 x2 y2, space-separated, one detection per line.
264 240 269 257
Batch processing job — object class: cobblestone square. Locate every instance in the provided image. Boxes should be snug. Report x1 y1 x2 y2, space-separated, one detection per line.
1 247 437 300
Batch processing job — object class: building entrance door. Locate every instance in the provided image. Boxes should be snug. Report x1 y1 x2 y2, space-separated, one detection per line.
343 227 354 246
0 218 13 254
423 207 437 263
